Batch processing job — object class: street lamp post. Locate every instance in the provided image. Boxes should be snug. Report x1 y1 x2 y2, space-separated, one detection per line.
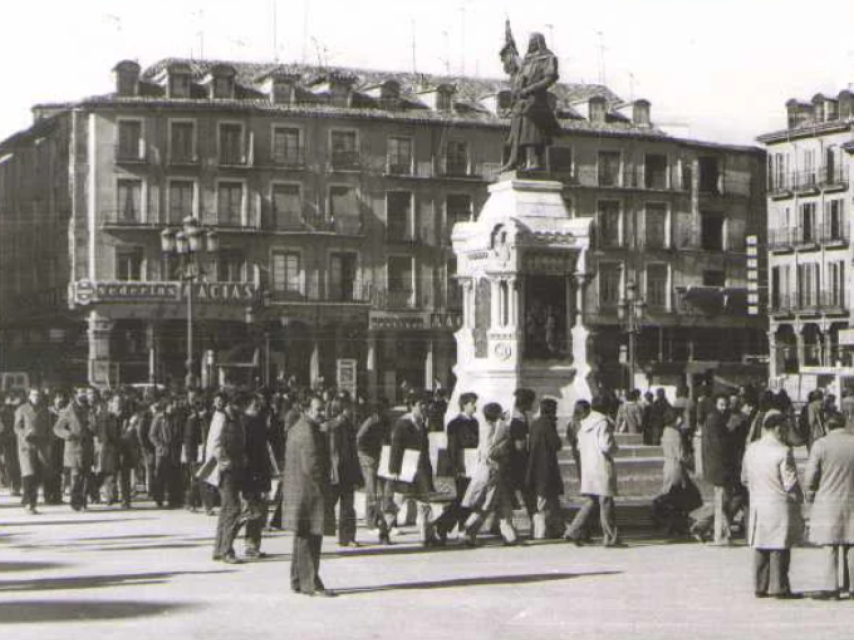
160 217 218 389
618 280 646 391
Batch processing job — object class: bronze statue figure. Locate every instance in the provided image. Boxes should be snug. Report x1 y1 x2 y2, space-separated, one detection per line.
499 21 561 173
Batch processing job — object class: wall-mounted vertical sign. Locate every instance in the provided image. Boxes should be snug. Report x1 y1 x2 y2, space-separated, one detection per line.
337 359 357 397
746 235 759 316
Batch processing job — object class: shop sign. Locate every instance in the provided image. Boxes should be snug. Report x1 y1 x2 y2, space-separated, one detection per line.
72 280 258 306
430 313 462 329
369 315 425 330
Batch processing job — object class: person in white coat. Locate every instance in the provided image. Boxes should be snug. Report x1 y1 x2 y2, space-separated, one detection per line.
741 411 804 599
564 396 620 546
804 413 854 600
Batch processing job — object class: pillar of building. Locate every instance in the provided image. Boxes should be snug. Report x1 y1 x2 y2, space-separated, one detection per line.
309 333 320 388
146 321 158 384
767 330 778 379
796 328 806 370
366 333 378 403
424 338 435 391
87 311 113 387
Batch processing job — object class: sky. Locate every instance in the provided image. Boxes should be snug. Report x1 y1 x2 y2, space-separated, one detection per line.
1 0 854 145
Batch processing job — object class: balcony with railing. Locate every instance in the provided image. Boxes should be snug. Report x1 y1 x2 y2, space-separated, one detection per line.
330 150 361 171
304 209 363 235
372 288 417 310
115 144 147 165
768 227 794 252
818 165 848 190
818 221 850 246
385 225 421 245
270 146 306 169
774 291 848 315
791 169 819 193
101 209 158 228
793 224 819 248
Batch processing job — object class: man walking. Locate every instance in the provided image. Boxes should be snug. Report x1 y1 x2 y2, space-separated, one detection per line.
804 413 854 600
564 396 620 546
526 398 564 539
53 389 95 511
282 395 335 596
741 412 804 599
702 393 735 544
356 398 392 544
14 388 53 514
149 399 181 508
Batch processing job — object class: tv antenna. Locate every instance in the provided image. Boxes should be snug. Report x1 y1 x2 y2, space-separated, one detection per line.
596 30 608 85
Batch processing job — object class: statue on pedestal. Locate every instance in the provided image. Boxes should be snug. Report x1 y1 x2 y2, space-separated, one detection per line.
499 21 561 173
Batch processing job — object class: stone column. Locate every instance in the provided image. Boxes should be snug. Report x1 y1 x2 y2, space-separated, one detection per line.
796 327 805 369
366 333 378 403
571 267 592 401
309 333 320 388
87 311 113 387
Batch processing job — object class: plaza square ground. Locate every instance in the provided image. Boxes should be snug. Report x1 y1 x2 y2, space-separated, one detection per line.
0 492 853 640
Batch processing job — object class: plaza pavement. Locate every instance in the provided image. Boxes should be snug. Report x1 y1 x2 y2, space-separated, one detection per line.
1 492 853 640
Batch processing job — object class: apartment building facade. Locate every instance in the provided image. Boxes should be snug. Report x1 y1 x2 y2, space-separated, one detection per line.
0 57 766 397
759 92 854 399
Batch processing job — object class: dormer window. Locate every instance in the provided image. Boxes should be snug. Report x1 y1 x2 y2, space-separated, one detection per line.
380 81 401 110
168 64 192 99
633 100 651 127
588 96 607 124
436 85 455 112
209 64 236 100
272 79 294 104
213 76 233 99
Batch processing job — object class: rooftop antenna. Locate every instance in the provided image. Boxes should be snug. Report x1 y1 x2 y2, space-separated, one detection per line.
459 0 468 76
193 8 205 60
441 30 451 75
272 0 279 62
596 30 607 85
546 23 554 45
411 17 417 74
629 72 636 102
301 0 309 65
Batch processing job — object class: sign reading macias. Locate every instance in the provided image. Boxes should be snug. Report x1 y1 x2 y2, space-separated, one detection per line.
72 280 259 306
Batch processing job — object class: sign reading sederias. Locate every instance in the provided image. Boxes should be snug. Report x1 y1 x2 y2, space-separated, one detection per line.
71 280 258 306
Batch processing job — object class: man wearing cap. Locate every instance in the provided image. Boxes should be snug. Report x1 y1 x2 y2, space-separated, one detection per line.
14 388 53 514
283 395 335 596
53 388 95 511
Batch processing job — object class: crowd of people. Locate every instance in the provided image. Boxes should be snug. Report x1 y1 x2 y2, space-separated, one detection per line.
1 379 854 600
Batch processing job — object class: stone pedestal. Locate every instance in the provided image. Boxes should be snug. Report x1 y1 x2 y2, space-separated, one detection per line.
449 175 592 419
87 311 114 387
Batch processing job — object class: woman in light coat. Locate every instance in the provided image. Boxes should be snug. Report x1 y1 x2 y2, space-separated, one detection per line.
804 413 854 599
461 402 519 546
652 408 702 535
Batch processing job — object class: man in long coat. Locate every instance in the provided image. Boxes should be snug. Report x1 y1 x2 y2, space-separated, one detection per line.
14 388 53 514
53 389 95 511
327 394 362 547
564 396 620 546
702 394 735 543
282 395 335 596
804 413 854 599
526 398 564 539
741 411 804 599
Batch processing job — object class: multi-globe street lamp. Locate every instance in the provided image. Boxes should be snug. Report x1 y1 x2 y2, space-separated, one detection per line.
160 216 218 388
618 280 646 391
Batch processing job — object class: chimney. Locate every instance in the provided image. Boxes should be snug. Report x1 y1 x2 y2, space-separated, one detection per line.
786 98 814 129
262 67 301 105
113 60 141 97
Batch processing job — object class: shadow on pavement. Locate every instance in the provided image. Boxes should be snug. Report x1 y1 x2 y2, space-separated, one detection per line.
97 542 208 552
0 600 198 623
3 518 151 528
76 533 173 542
336 570 622 595
0 561 67 572
0 569 231 593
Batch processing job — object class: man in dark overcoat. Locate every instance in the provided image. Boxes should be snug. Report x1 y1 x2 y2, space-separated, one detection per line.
526 398 564 539
149 399 181 508
14 388 53 514
53 389 95 511
509 388 537 520
282 395 335 596
701 393 734 543
242 392 273 558
327 394 362 547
